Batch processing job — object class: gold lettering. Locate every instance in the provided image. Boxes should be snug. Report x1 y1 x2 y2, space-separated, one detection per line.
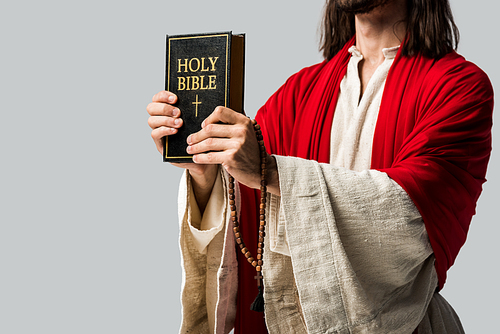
200 76 209 90
177 75 217 90
178 77 186 90
209 57 219 71
208 75 216 89
200 58 210 72
191 76 200 90
178 59 188 73
189 58 200 72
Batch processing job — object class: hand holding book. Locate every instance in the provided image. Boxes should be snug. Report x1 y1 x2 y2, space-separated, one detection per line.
147 90 280 199
186 106 280 196
147 90 219 212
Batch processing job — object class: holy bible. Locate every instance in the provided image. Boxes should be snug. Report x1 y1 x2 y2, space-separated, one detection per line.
163 31 245 163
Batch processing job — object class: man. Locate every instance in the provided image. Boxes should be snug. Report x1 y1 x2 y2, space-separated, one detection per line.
147 0 493 333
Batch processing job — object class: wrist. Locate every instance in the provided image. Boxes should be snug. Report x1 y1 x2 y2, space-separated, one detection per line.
266 155 280 196
188 165 219 213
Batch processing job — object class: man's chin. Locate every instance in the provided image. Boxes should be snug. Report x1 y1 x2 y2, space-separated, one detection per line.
335 0 390 15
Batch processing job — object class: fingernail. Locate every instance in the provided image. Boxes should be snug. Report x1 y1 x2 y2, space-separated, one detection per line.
186 146 191 153
168 95 175 103
187 135 192 144
192 155 197 163
173 108 180 116
174 118 181 125
201 120 206 128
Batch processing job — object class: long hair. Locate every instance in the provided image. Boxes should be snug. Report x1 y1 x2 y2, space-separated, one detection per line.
320 0 460 60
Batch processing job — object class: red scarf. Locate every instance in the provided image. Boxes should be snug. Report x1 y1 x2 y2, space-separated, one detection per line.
234 37 493 333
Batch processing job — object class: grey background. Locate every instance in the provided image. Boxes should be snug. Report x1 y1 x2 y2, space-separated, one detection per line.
0 0 497 333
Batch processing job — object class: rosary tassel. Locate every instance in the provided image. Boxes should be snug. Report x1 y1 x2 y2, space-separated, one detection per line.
250 284 264 312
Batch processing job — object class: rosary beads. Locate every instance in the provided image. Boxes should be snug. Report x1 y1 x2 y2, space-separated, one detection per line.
228 119 267 312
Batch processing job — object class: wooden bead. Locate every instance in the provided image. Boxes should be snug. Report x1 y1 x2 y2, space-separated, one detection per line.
229 200 235 205
257 248 263 254
229 182 234 189
247 257 254 263
256 266 262 272
258 243 263 249
259 237 264 243
260 203 265 209
233 227 239 233
252 260 258 267
260 209 265 215
239 243 245 249
254 124 261 130
260 220 266 226
229 189 234 195
245 251 251 259
242 247 248 254
235 232 240 238
259 230 265 236
257 254 262 260
236 238 242 244
258 260 263 266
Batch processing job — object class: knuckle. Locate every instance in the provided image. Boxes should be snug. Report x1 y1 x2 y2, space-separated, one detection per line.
235 126 247 137
162 103 170 114
205 124 214 133
227 150 237 161
243 117 252 127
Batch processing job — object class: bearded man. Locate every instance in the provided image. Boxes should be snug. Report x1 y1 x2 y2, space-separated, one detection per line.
147 0 493 333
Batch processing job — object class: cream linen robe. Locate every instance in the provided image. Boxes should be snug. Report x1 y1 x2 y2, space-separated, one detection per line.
177 47 465 333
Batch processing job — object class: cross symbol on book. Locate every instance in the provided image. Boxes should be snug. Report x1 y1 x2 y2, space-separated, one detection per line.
192 94 202 117
254 272 263 287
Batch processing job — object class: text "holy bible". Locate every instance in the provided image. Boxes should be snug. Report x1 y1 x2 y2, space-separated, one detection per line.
177 57 219 91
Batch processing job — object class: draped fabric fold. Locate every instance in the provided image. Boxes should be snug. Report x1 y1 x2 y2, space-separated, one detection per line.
255 36 493 289
234 36 493 333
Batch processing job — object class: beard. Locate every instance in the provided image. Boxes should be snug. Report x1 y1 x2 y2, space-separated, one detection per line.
335 0 391 14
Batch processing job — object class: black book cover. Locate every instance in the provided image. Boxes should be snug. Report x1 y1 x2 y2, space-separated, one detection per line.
164 31 245 163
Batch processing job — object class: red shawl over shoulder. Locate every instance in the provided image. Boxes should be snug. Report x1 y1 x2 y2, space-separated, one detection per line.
234 38 493 332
